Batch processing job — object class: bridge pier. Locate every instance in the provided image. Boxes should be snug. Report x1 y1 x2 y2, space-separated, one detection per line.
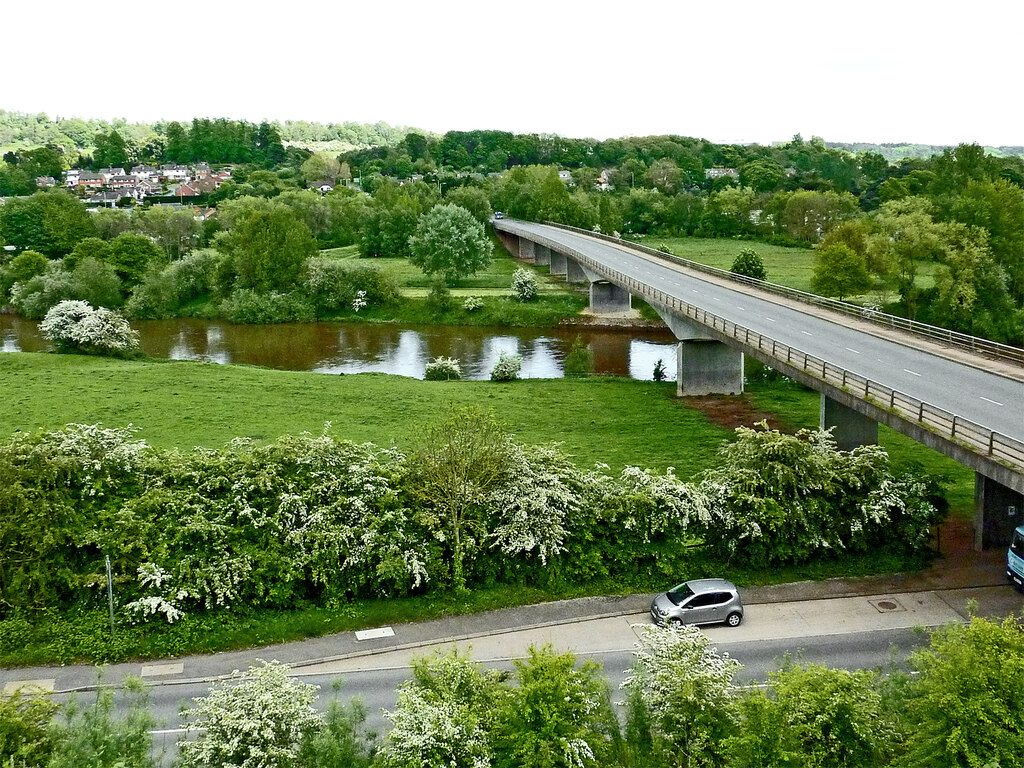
518 238 535 262
565 256 589 284
534 244 550 266
975 474 1023 550
549 250 567 276
590 281 631 313
677 340 744 396
820 394 878 452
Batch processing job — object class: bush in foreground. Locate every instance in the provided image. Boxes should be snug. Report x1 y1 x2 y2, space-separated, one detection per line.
424 356 462 381
490 352 522 381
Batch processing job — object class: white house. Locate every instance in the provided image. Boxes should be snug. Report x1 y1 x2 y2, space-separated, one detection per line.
705 167 740 181
558 169 573 184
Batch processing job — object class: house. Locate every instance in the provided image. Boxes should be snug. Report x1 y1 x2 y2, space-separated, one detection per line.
214 169 232 181
558 170 573 184
194 207 217 221
77 171 105 188
705 167 740 181
170 182 201 197
185 176 220 194
311 181 334 195
35 176 57 187
63 169 81 186
597 169 614 191
160 164 190 181
98 167 126 180
86 189 130 207
131 165 159 179
193 163 212 178
135 179 161 195
108 175 137 188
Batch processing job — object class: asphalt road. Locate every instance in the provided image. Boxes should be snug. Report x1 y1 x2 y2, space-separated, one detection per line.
497 220 1023 441
131 626 926 760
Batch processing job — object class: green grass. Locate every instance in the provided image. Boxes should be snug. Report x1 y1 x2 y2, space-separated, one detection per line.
644 235 943 295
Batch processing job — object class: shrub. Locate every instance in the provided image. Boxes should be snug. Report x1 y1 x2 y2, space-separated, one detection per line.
219 289 315 323
302 258 400 318
9 259 122 318
510 267 538 301
424 356 462 381
490 352 522 381
426 279 453 313
39 300 140 356
653 359 667 382
730 248 768 281
463 295 483 312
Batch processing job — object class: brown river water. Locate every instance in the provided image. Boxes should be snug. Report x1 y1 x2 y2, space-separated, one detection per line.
1 316 680 381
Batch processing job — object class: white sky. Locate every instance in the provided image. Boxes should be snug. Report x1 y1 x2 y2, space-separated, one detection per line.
4 0 1021 146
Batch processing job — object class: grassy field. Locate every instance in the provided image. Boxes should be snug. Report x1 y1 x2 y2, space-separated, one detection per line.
0 352 974 506
642 235 942 295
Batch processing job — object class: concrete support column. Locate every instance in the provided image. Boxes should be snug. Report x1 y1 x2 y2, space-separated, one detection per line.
819 394 878 452
676 340 744 396
534 244 550 266
565 257 589 284
518 238 535 263
974 473 1024 550
549 250 567 276
590 281 631 313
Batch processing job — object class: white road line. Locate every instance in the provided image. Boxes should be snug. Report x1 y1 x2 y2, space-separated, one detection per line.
845 347 860 354
904 369 922 376
979 396 1004 407
801 331 813 336
736 306 746 310
765 317 777 322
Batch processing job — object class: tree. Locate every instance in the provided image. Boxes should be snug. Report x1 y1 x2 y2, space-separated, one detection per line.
297 694 376 768
0 688 58 766
730 249 767 281
444 186 493 223
104 232 165 287
215 199 318 292
0 190 96 256
411 406 513 590
180 661 321 768
779 190 859 243
8 249 49 283
623 624 741 768
951 179 1024 303
868 197 948 316
408 203 492 283
301 152 342 185
92 129 129 168
378 649 504 768
492 645 617 768
645 158 683 194
899 615 1024 767
134 205 200 260
811 242 872 300
47 679 155 768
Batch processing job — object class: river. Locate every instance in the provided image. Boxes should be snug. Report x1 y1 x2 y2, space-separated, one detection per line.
0 316 680 381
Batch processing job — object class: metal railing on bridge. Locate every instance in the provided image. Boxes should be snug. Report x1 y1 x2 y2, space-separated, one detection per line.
524 230 1024 475
536 221 1024 366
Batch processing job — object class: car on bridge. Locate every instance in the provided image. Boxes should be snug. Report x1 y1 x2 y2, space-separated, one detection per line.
650 578 744 627
493 211 503 219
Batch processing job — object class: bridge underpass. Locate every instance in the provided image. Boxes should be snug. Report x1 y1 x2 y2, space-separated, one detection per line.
494 220 1024 551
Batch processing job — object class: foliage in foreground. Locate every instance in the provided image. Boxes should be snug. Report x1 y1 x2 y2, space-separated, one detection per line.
39 300 140 357
3 616 1021 768
0 418 941 638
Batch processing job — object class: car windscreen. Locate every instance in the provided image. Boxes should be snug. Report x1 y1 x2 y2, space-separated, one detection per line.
666 584 694 606
1011 531 1024 558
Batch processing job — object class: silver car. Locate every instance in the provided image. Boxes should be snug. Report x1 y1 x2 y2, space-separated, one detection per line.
650 578 744 627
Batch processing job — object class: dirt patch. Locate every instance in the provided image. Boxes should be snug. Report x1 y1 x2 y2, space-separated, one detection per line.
682 395 787 432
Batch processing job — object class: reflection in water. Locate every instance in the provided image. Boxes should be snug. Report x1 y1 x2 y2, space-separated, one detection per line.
0 316 679 381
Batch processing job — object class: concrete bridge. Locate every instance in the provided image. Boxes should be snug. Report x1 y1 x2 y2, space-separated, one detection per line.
493 218 1024 550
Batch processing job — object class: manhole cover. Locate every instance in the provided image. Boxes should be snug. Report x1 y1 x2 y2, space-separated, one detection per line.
868 597 905 613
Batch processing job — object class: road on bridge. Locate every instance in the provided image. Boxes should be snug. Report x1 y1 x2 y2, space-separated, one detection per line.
498 220 1023 444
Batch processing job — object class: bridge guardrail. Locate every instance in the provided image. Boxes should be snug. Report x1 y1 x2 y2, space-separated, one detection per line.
534 221 1024 366
520 229 1024 474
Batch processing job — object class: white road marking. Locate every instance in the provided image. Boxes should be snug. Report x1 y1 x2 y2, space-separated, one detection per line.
845 347 860 354
736 306 746 310
979 396 1004 407
904 369 922 376
801 331 813 336
765 317 777 322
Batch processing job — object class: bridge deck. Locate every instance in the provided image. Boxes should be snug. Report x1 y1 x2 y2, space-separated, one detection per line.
498 220 1023 446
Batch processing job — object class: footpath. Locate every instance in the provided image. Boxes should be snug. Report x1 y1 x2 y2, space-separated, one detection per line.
3 541 1020 695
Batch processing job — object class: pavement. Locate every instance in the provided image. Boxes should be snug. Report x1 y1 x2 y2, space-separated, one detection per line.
3 540 1020 696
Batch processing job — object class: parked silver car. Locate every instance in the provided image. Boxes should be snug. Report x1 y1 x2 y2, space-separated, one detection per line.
650 578 744 627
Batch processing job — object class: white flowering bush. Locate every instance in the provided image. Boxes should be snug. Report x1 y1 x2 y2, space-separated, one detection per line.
351 289 367 312
509 267 538 301
424 356 462 381
623 624 742 767
179 660 321 768
39 300 140 357
462 295 483 311
490 352 521 381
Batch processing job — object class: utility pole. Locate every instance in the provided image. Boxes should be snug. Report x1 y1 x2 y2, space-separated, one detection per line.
105 555 115 642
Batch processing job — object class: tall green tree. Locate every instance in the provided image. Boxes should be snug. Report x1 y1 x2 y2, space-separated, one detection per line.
811 242 872 300
408 203 492 283
0 190 95 256
215 199 317 292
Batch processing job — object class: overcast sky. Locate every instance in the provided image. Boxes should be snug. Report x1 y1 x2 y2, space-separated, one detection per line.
5 0 1021 146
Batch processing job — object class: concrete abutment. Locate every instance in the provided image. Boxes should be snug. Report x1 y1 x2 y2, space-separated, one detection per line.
820 394 879 452
975 474 1024 551
676 340 744 396
589 281 631 313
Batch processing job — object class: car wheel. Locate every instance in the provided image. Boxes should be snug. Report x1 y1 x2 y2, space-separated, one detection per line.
725 611 742 627
667 617 683 627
